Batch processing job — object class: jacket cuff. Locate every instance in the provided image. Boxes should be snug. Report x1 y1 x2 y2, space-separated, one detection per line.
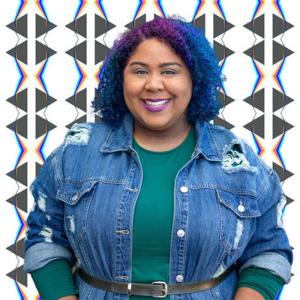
23 242 74 273
238 251 292 284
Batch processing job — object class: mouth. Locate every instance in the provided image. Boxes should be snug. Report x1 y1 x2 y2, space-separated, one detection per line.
140 98 172 112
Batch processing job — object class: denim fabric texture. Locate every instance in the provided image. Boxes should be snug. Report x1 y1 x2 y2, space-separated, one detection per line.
24 112 293 300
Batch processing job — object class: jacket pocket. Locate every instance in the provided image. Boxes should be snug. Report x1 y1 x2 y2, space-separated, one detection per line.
216 189 261 256
56 181 98 243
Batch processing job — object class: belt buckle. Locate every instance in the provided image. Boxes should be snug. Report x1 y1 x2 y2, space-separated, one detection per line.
151 281 168 298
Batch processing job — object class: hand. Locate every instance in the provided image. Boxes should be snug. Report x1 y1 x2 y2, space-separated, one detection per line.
234 287 264 300
58 296 78 300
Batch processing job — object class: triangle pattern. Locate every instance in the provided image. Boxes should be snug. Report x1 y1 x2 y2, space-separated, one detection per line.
243 89 265 112
36 14 57 38
213 14 234 38
6 265 27 287
213 40 234 62
95 41 111 64
6 189 28 213
6 162 27 186
66 41 87 64
7 115 27 138
125 14 147 30
217 90 235 107
6 238 25 259
7 14 27 38
273 162 294 182
66 89 87 112
7 41 27 64
66 115 87 129
213 117 234 130
273 40 294 64
36 40 56 64
36 115 57 138
273 88 294 112
191 14 205 32
244 41 264 64
244 14 264 38
66 14 87 38
7 88 28 112
273 115 294 138
95 15 116 37
244 115 265 138
273 14 294 38
36 88 57 112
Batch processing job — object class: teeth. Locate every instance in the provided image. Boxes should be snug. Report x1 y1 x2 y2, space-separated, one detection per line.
144 99 169 106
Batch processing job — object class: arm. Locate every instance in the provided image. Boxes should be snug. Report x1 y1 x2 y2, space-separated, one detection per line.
234 287 264 300
234 168 293 296
24 145 77 292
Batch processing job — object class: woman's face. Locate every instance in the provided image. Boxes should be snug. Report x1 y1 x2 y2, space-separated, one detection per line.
123 38 193 134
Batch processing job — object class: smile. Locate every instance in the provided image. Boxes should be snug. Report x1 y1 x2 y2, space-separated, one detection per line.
141 98 171 112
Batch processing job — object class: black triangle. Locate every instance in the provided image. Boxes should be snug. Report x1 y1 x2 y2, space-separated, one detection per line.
273 40 294 64
244 41 264 64
272 115 294 138
66 89 87 112
244 14 264 38
36 88 57 112
213 117 234 130
7 265 27 287
6 238 25 259
243 89 265 112
7 115 27 138
66 115 87 129
125 14 147 30
217 90 235 107
7 41 27 64
6 163 27 186
95 41 111 64
66 41 86 64
6 189 28 213
273 162 293 182
213 14 234 38
36 40 56 64
36 115 57 138
244 115 265 138
7 88 28 112
95 15 116 38
213 40 234 62
273 88 294 112
66 14 87 38
273 14 294 38
36 14 57 38
7 14 27 38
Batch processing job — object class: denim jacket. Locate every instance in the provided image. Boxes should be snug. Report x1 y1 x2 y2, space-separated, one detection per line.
24 112 292 300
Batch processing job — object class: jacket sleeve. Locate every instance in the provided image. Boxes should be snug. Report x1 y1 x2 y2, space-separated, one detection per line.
23 144 75 273
237 166 293 284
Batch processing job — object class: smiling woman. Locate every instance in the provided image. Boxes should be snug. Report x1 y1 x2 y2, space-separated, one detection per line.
24 15 292 300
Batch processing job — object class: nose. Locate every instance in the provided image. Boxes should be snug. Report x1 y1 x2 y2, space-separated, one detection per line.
144 74 164 91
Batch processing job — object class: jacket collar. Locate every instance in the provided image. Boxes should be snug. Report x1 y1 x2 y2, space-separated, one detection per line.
99 112 222 161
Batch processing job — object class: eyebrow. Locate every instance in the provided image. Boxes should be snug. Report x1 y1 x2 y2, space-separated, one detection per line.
128 61 183 67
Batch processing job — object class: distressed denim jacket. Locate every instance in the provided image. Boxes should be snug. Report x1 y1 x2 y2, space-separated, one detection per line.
24 112 293 300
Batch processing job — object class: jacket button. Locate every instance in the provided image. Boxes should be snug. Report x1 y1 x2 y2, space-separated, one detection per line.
72 193 78 201
180 186 188 193
176 275 184 282
177 229 185 238
238 204 245 213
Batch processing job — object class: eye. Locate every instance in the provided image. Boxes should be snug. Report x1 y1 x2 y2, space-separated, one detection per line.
134 70 147 75
162 70 177 75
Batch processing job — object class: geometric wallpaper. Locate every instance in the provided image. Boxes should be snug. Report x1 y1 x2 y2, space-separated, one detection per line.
0 0 298 299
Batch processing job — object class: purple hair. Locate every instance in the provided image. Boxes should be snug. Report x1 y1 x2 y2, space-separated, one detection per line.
92 15 224 127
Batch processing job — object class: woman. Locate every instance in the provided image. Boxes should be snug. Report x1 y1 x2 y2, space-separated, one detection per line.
24 16 292 300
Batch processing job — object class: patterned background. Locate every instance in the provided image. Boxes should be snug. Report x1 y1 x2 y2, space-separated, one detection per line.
0 0 298 299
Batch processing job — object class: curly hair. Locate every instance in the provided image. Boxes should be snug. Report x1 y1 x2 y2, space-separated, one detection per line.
92 15 224 128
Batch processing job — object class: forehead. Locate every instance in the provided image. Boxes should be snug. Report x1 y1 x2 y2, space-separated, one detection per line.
127 38 183 63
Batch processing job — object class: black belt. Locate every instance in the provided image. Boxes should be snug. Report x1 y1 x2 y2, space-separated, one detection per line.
77 266 234 298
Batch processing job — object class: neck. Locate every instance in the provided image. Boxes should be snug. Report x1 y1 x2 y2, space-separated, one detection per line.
133 119 192 152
